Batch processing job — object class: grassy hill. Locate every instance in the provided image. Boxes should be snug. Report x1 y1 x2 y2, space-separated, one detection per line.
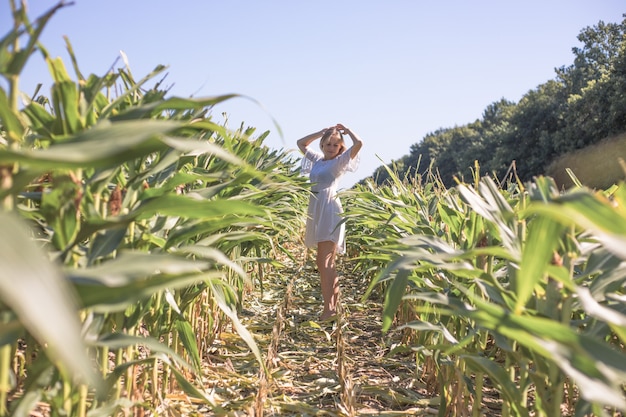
546 132 626 190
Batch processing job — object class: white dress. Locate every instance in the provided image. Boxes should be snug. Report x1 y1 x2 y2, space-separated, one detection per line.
301 148 359 254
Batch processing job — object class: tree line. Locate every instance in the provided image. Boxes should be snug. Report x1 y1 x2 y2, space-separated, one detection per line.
367 15 626 187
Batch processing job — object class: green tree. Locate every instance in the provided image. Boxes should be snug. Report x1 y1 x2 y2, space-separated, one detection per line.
552 16 626 150
473 98 516 178
495 80 566 181
556 17 625 95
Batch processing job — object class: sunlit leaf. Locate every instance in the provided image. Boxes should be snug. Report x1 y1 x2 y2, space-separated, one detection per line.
526 190 626 259
382 269 410 332
50 79 82 134
515 215 565 314
462 356 529 417
208 279 266 373
175 319 202 373
0 212 101 389
0 119 179 168
0 88 25 142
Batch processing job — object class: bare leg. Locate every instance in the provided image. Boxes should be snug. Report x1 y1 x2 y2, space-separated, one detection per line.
317 240 338 320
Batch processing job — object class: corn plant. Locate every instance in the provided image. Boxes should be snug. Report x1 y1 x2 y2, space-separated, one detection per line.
0 2 308 415
349 164 626 416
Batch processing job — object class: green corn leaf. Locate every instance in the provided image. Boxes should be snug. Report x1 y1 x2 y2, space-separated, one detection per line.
92 333 192 371
156 95 241 111
87 228 127 264
1 2 66 76
40 174 80 251
0 88 25 142
458 178 521 256
0 119 179 169
67 251 222 311
0 212 102 390
72 272 222 312
99 64 170 120
178 245 247 279
515 215 565 314
170 363 222 409
382 268 410 332
462 355 529 417
46 54 74 83
69 250 211 284
464 294 626 410
398 320 459 344
577 287 626 343
22 99 56 135
175 319 202 373
76 198 266 249
165 220 271 249
208 279 266 373
526 190 626 259
153 95 283 140
50 79 82 134
133 194 266 220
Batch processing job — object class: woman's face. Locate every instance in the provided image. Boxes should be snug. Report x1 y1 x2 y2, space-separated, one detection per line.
321 131 343 160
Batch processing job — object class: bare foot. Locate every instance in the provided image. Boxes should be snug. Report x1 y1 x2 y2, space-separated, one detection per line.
319 311 337 322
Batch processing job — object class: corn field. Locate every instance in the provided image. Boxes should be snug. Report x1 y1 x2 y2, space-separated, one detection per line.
1 3 626 416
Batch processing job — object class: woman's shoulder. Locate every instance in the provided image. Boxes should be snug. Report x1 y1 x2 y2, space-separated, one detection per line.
305 148 323 161
332 148 359 173
337 149 355 163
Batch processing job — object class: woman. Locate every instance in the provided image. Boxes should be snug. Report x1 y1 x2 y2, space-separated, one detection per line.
297 123 363 321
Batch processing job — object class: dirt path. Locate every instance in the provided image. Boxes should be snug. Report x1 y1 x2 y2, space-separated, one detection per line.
193 249 440 416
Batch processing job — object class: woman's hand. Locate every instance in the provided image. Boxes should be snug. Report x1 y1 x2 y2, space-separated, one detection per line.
297 127 334 154
335 123 363 159
335 123 349 135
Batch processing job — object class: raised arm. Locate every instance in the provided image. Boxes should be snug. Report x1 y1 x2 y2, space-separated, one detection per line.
337 124 363 159
297 128 328 154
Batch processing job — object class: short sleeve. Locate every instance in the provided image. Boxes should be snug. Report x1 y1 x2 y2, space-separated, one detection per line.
301 148 323 175
332 147 360 176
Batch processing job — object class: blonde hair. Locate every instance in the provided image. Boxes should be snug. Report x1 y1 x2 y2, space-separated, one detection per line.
319 128 347 154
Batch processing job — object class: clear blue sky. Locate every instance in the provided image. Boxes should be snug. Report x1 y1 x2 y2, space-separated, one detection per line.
2 1 624 187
